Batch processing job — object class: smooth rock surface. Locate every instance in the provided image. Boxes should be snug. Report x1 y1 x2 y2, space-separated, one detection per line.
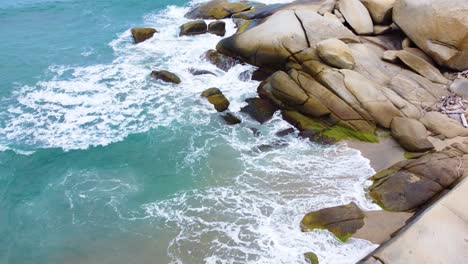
361 0 395 24
395 50 448 84
131 28 157 43
390 117 434 152
393 0 468 70
338 0 374 34
179 20 208 36
150 70 181 84
317 38 355 69
208 21 226 36
185 0 252 19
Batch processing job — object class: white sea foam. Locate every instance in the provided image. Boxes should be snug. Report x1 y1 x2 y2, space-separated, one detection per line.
2 0 380 263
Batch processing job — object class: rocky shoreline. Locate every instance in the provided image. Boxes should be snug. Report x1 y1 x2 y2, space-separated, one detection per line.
131 0 468 262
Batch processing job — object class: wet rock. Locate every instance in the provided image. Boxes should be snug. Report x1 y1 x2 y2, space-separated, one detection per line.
189 68 217 76
390 117 434 152
304 252 319 264
361 0 395 24
216 9 358 71
208 21 226 36
185 0 252 19
179 20 208 36
254 140 288 152
369 150 464 211
420 112 468 139
222 112 241 125
301 202 365 242
202 49 239 71
240 98 278 124
275 127 295 137
131 27 157 43
317 38 355 69
338 0 374 35
393 0 468 70
150 70 181 84
201 88 230 112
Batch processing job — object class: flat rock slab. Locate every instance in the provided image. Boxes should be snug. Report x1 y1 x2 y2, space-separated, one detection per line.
338 0 374 35
362 178 468 264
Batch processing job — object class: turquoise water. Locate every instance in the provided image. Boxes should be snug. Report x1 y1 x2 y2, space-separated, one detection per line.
0 0 378 263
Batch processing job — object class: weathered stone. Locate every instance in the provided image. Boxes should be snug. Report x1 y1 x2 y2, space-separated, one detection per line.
216 9 358 70
395 50 448 84
361 0 395 24
201 87 221 97
393 0 468 70
202 49 239 71
150 70 181 84
391 117 434 152
369 151 464 211
208 21 226 36
301 202 365 242
420 112 468 139
338 0 374 35
317 38 355 69
185 0 251 19
180 20 207 36
201 88 230 112
131 27 157 43
240 97 278 124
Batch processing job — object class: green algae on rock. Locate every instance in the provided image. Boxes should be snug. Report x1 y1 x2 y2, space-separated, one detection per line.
301 202 365 242
304 252 319 264
131 28 157 44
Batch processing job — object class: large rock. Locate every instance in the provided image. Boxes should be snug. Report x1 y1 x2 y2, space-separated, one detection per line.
316 38 355 69
179 20 208 36
185 0 252 19
369 149 464 211
301 202 365 242
338 0 374 35
394 50 448 84
393 0 468 70
240 98 279 124
390 117 434 152
217 9 358 70
131 28 157 44
361 0 395 24
420 112 468 139
150 70 181 84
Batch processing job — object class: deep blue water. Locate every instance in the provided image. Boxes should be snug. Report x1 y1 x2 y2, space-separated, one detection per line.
0 0 378 263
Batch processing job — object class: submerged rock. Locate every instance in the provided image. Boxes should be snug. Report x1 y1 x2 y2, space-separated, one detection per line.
240 97 278 124
201 87 230 112
301 202 365 242
131 27 157 43
208 21 226 36
394 50 448 84
150 70 181 84
189 68 217 76
179 20 208 36
222 112 241 125
393 0 468 70
202 49 239 71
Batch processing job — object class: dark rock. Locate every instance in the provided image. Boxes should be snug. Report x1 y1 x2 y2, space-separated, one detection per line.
251 68 271 81
249 127 261 136
275 127 295 137
369 150 464 211
185 0 252 19
189 68 217 76
240 98 278 124
202 49 239 71
301 202 365 242
222 112 241 125
238 70 252 81
179 20 208 36
254 140 288 152
208 21 226 36
131 28 157 44
201 88 230 112
150 70 181 84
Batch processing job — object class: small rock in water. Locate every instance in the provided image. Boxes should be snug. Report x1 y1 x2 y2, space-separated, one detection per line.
240 97 278 124
221 112 241 125
179 20 208 36
131 27 157 43
304 252 319 264
150 70 181 84
208 21 226 36
201 87 230 112
189 68 217 76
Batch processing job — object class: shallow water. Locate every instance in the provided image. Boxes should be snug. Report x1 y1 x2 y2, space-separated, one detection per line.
0 0 379 263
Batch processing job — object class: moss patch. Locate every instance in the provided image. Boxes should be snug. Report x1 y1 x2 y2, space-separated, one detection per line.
304 252 319 264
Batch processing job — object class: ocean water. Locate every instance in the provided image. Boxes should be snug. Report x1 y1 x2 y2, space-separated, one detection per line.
0 0 379 263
